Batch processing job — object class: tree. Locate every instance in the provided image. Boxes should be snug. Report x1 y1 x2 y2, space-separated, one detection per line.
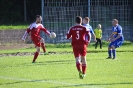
0 0 41 24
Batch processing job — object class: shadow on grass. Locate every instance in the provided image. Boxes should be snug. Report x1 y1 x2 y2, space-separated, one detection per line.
0 79 48 85
1 80 133 87
0 81 25 85
54 82 133 88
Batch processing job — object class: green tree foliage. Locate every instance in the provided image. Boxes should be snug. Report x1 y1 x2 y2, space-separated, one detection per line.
0 0 23 24
0 0 41 24
26 0 41 22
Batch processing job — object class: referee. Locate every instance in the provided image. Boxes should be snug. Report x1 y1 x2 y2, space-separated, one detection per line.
94 24 102 49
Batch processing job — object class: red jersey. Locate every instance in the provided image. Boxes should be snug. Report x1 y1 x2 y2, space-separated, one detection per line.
67 24 90 46
22 22 50 40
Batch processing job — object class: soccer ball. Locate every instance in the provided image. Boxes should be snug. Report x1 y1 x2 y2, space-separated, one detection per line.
50 32 56 38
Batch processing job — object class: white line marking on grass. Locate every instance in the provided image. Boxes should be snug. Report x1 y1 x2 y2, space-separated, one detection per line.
0 76 77 85
0 76 103 88
0 76 30 81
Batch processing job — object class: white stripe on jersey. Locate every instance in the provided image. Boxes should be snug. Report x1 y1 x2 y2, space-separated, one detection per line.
46 30 50 34
22 31 28 40
29 22 44 30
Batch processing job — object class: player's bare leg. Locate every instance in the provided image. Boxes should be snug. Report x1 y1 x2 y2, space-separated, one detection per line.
32 46 40 63
75 57 82 79
81 56 87 78
40 38 47 54
111 45 116 59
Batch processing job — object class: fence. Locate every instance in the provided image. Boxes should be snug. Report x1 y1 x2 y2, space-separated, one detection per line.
42 0 133 43
0 0 133 44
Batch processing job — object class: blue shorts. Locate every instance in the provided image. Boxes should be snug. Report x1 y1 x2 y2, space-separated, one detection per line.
109 40 124 48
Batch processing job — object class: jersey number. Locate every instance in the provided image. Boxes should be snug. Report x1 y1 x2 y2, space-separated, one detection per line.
76 31 80 40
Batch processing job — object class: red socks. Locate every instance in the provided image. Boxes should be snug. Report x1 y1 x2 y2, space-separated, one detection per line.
41 43 46 52
76 62 87 74
32 52 39 62
82 64 87 74
76 63 87 74
76 62 81 71
32 43 45 63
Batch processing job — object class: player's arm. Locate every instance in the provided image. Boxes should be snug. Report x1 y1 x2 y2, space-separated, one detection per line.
108 27 117 42
41 25 51 36
41 28 51 35
22 28 31 41
108 33 114 42
100 30 102 39
22 24 32 41
112 34 121 41
90 28 96 42
86 31 91 43
85 27 91 43
66 28 72 39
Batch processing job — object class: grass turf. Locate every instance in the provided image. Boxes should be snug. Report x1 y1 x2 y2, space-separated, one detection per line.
0 44 133 54
0 23 29 30
0 47 133 88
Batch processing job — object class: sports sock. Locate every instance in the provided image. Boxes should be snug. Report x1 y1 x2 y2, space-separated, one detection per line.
112 50 116 58
32 52 39 62
41 43 46 52
108 50 112 57
82 64 87 74
76 62 81 71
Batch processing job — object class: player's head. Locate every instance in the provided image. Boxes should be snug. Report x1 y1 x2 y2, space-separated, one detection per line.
83 17 90 24
36 15 42 23
75 16 82 24
112 19 118 26
97 24 101 29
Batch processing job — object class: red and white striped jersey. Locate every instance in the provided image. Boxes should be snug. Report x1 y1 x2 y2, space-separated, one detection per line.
22 22 50 40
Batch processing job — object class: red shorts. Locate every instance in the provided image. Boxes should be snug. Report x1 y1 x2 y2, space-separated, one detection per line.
72 44 87 58
31 36 41 47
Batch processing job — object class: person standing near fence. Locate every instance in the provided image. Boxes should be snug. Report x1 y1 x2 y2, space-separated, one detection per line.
94 24 102 49
83 17 97 42
66 16 90 79
22 15 52 63
107 19 124 59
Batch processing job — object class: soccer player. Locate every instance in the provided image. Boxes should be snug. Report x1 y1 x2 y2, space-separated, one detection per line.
66 16 90 79
94 24 102 49
107 19 124 59
83 17 96 42
22 15 51 63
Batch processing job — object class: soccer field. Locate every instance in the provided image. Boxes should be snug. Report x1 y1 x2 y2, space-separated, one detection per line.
0 46 133 88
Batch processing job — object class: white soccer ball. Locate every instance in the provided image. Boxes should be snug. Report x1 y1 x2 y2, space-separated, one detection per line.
50 32 56 38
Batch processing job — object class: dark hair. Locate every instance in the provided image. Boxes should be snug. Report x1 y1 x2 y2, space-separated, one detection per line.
75 16 82 24
36 15 41 18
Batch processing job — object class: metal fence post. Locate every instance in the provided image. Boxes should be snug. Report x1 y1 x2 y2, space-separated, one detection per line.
41 0 44 25
88 0 90 17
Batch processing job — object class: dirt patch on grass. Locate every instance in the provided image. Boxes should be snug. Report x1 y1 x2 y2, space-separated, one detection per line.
0 44 133 57
0 52 72 57
0 51 133 57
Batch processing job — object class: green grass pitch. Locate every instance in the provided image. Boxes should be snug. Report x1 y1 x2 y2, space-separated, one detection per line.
0 46 133 88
